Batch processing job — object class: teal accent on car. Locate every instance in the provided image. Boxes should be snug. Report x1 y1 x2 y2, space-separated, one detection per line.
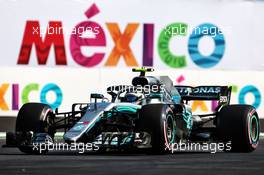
172 95 181 104
182 109 193 130
149 93 163 98
116 106 139 113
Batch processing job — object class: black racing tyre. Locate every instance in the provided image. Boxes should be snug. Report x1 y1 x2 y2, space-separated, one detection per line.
16 103 54 154
139 104 176 154
217 104 260 152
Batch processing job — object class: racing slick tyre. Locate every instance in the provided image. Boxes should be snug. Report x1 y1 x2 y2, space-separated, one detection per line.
217 104 260 152
139 104 176 154
16 103 55 154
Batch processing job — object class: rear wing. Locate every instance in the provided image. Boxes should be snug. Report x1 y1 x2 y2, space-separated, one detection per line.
174 86 232 104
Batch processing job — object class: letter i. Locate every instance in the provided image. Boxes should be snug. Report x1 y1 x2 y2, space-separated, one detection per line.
143 24 154 67
12 84 19 110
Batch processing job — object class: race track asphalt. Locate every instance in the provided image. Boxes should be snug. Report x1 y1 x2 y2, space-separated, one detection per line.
0 140 264 175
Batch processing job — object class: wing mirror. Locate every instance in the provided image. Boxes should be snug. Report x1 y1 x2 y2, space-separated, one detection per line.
90 93 105 110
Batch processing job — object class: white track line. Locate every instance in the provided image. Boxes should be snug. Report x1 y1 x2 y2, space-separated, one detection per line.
0 132 64 139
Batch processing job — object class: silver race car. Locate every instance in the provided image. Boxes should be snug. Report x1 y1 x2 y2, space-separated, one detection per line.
4 68 260 154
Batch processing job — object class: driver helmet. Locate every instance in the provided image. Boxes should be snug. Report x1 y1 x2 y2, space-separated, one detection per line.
124 92 143 103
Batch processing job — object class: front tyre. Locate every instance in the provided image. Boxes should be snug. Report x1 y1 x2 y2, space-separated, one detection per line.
217 105 260 152
16 103 55 154
139 104 176 154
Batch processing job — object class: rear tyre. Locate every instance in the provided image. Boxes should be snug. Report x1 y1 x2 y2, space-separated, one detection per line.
139 104 176 154
16 103 54 154
217 104 260 152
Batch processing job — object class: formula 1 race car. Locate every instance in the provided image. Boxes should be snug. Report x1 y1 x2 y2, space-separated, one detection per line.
4 68 260 154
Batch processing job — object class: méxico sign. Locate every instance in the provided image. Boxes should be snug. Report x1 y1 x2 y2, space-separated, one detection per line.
1 0 263 70
16 3 225 69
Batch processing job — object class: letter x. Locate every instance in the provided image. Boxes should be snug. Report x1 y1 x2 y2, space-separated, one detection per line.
0 84 9 110
105 23 139 66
